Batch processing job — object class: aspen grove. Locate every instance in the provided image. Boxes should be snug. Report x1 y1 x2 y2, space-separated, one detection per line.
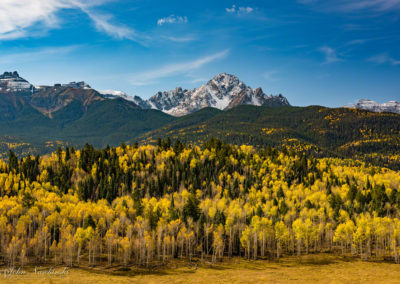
1 139 400 267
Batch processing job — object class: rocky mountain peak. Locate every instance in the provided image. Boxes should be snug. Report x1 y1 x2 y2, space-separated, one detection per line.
209 73 240 86
100 73 290 116
0 71 32 93
0 71 21 79
142 73 290 116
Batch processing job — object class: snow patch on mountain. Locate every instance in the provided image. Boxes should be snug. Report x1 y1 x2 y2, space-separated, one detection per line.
348 99 400 114
0 71 32 93
143 73 290 116
98 90 152 109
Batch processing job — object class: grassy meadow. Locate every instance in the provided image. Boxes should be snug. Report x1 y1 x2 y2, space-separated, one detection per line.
2 254 400 284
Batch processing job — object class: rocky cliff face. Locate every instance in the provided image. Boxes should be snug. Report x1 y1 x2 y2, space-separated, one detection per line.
145 73 290 116
0 71 32 93
104 73 290 116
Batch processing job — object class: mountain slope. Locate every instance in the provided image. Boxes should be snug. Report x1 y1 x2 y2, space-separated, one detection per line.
139 105 400 169
0 71 177 152
60 98 175 147
30 86 104 117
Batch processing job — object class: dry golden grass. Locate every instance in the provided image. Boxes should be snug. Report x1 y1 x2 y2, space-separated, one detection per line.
4 254 400 284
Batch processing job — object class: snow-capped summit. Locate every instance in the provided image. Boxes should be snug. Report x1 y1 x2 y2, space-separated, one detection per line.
0 71 32 93
143 73 290 116
98 89 150 108
99 89 130 99
349 99 400 114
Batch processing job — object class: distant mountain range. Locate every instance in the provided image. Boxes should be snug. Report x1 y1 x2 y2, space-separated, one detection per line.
0 71 289 117
1 70 400 170
0 71 289 156
100 73 290 116
348 99 400 114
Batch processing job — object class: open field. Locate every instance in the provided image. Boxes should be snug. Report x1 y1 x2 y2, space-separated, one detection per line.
3 254 400 284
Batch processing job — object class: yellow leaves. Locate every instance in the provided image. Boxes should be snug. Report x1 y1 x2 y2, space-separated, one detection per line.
91 164 97 178
333 220 355 244
239 144 253 155
229 155 238 166
195 189 202 200
353 213 372 244
74 227 87 246
292 218 316 243
179 148 192 163
216 198 226 212
181 189 191 203
190 158 199 169
16 215 31 236
157 161 166 172
119 236 130 251
240 226 251 248
160 149 175 160
213 224 225 250
208 207 217 219
144 231 154 249
275 221 289 241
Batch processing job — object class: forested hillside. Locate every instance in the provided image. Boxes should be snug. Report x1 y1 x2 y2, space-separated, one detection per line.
1 104 400 171
139 106 400 169
1 139 400 267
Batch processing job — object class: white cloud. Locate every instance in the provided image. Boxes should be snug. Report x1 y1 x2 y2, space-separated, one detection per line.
238 7 254 14
263 71 279 82
0 30 28 40
226 5 236 13
319 46 342 64
78 5 137 40
225 5 254 15
0 45 81 64
338 0 400 12
368 53 400 65
190 78 208 84
161 35 196 42
0 0 137 41
299 0 400 13
130 49 230 86
157 15 188 26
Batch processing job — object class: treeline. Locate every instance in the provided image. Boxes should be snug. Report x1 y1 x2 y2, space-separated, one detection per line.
140 106 400 170
0 139 400 267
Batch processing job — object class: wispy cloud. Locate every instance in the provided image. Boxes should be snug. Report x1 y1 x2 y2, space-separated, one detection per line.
77 5 139 41
0 0 138 41
157 15 188 26
161 35 196 42
263 71 279 82
190 78 208 84
0 45 82 64
226 5 236 13
346 39 369 45
337 0 400 12
299 0 400 14
319 46 342 64
226 5 254 15
130 49 230 86
368 53 400 65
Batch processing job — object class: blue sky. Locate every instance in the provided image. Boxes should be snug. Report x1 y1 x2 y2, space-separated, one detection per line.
0 0 399 107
